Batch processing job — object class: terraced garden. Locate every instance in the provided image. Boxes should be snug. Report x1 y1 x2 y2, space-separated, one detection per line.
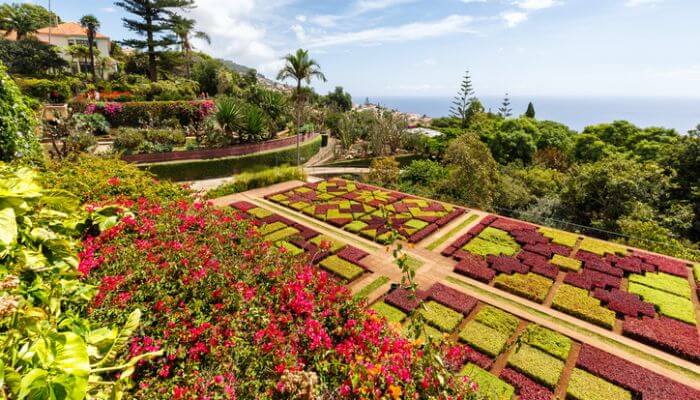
225 178 700 399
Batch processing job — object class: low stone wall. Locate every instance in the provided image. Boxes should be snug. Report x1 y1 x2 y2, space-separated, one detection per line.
121 132 319 164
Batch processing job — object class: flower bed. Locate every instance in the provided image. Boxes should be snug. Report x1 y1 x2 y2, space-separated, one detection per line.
354 276 389 300
551 285 616 329
426 283 478 314
499 367 554 400
507 344 565 388
370 301 407 324
419 301 464 332
628 272 692 298
266 178 465 244
319 256 365 281
494 272 553 303
520 324 572 361
445 344 494 370
622 316 700 362
385 287 423 313
474 305 520 336
566 368 632 400
592 288 655 318
458 321 511 357
551 254 582 272
576 344 700 400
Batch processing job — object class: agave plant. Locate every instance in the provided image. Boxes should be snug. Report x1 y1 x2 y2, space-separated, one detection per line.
241 105 269 143
214 97 244 137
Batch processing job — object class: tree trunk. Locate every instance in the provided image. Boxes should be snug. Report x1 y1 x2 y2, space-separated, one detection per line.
146 15 157 81
88 34 96 82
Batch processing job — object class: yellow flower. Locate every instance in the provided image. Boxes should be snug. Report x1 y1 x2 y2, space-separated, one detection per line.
388 384 402 399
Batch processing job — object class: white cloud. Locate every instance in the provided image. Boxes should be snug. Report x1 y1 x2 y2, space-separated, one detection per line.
501 11 528 27
101 7 116 13
460 0 488 3
624 0 663 6
513 0 559 10
303 15 474 48
291 24 306 41
354 0 417 13
295 15 307 22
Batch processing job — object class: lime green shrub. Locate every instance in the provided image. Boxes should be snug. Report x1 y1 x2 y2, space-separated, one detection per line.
0 63 42 163
258 221 287 236
247 207 273 219
494 272 553 303
370 301 407 323
474 305 520 336
552 284 616 329
628 283 696 325
310 234 346 253
320 255 364 280
539 226 580 247
520 324 572 360
551 254 582 272
628 272 692 298
458 322 511 357
578 237 628 256
419 300 464 332
204 166 306 199
566 368 632 400
354 276 390 300
264 226 299 242
507 344 564 388
460 363 515 400
694 264 700 283
278 241 304 256
464 227 520 257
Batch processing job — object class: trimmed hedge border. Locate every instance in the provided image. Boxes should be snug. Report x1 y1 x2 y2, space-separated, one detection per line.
142 135 322 181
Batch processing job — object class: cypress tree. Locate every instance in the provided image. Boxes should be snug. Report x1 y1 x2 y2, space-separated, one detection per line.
115 0 195 81
525 101 536 118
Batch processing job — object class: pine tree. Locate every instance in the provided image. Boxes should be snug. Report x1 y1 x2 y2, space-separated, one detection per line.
450 70 476 128
498 93 512 118
115 0 195 81
525 101 536 118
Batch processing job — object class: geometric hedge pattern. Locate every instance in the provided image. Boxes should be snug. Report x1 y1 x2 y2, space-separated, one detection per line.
443 214 700 363
266 178 466 244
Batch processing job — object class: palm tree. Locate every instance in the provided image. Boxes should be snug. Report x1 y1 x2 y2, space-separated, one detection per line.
170 14 210 78
67 44 91 74
0 3 41 40
277 49 327 166
80 15 100 82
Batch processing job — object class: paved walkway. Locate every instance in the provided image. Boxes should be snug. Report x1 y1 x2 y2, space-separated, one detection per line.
210 180 700 388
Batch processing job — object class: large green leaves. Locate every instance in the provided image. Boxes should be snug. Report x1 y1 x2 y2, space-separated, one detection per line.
93 310 141 368
0 206 17 249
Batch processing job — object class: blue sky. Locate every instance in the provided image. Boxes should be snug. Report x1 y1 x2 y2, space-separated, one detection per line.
8 0 700 98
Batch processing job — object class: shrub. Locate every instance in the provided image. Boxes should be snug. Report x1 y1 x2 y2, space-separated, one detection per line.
623 316 700 362
354 276 389 300
66 130 98 153
693 263 700 283
551 254 582 271
263 226 299 242
204 166 306 199
507 344 564 388
72 112 110 135
112 128 145 154
385 288 422 313
458 322 511 357
76 100 215 128
445 344 494 371
578 237 628 256
474 305 520 336
131 79 199 101
367 156 400 188
41 155 189 203
463 227 521 257
319 255 364 280
454 254 496 283
0 63 42 163
144 135 322 181
370 301 407 324
494 272 553 303
566 368 632 400
627 282 696 324
460 363 515 400
426 283 478 314
15 76 72 103
538 226 579 247
520 324 572 360
628 272 692 298
499 368 553 400
551 284 616 329
419 301 464 332
310 234 345 253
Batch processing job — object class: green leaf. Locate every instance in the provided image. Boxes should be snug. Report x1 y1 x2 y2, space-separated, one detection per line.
93 309 141 367
0 207 17 247
17 368 49 400
53 332 89 400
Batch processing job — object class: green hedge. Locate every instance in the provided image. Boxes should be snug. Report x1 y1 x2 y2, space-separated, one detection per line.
72 100 214 127
628 272 692 298
319 255 364 281
551 284 616 329
628 282 696 325
494 273 553 303
474 305 520 336
204 166 306 199
319 154 421 168
551 254 582 272
520 324 572 361
460 363 515 400
354 276 390 300
458 321 511 357
464 228 521 257
419 301 464 332
507 344 564 388
143 136 322 181
566 368 632 400
370 301 407 323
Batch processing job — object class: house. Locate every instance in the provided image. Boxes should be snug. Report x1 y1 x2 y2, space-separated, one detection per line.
2 22 118 78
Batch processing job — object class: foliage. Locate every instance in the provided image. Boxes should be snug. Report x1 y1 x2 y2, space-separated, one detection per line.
551 254 582 271
76 99 214 128
440 133 500 209
450 70 477 128
458 322 510 357
0 164 159 400
0 63 42 163
131 79 199 101
628 272 691 298
354 276 390 300
72 113 110 135
370 301 406 324
400 159 449 192
367 156 400 188
507 344 564 388
145 135 322 181
324 86 352 112
112 127 186 154
418 301 464 332
191 56 228 96
319 255 365 280
14 76 73 103
627 283 696 325
525 102 536 118
551 284 616 329
204 166 305 199
487 117 539 164
463 227 521 257
520 324 572 361
0 38 68 76
493 272 552 303
460 363 515 400
41 155 190 203
474 305 519 336
567 368 632 400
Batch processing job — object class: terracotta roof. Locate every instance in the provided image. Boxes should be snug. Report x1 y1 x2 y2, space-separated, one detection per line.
36 22 109 39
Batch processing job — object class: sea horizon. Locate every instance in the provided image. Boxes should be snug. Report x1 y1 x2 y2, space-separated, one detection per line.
358 95 700 133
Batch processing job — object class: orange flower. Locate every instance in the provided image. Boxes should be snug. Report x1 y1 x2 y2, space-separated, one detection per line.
388 384 402 399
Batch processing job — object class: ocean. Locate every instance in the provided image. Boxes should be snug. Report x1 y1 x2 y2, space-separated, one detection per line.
359 96 700 133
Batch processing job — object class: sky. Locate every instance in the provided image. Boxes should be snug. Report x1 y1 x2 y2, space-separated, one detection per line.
7 0 700 98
